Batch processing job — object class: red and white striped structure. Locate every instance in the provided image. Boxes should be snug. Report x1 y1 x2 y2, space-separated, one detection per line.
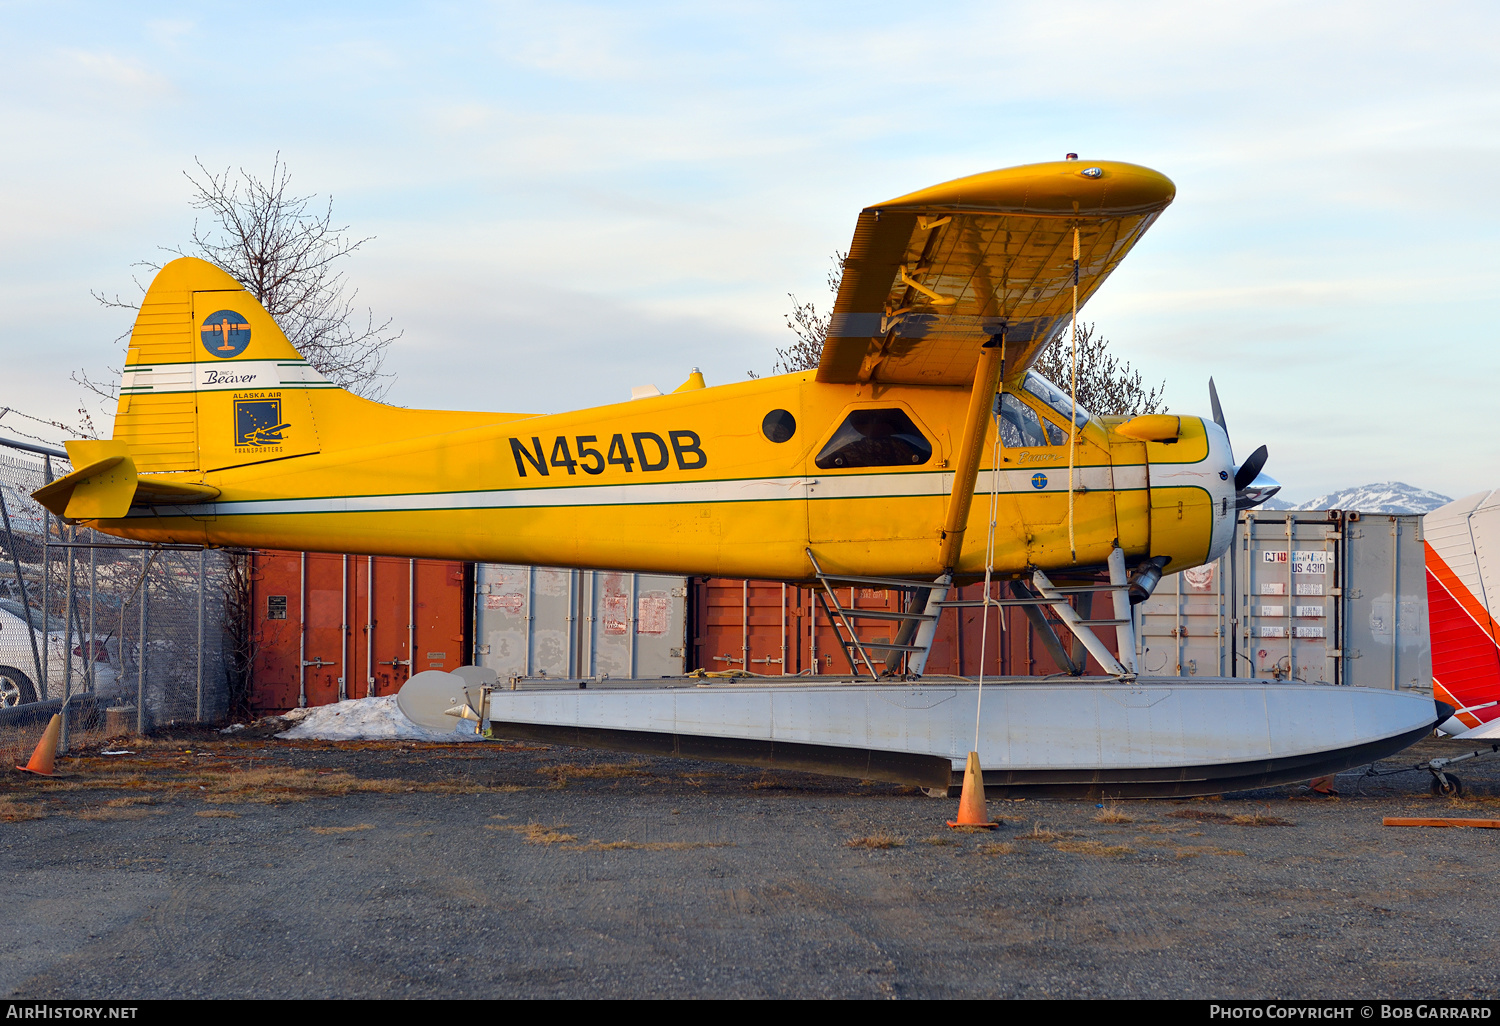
1424 489 1500 738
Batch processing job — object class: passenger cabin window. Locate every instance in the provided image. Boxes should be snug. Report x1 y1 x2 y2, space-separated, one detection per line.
998 394 1047 448
1024 372 1091 428
815 409 932 469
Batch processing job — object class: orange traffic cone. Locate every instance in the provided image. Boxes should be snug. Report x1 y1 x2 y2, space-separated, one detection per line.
1309 774 1339 796
15 714 63 777
946 750 999 829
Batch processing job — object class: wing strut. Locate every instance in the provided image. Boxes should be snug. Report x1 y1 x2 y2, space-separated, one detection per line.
936 337 1006 571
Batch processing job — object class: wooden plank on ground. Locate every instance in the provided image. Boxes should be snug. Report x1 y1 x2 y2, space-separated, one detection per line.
1382 817 1500 829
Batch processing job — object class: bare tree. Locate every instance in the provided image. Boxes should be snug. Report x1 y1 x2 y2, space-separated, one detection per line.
87 154 400 404
775 251 846 374
1033 321 1167 417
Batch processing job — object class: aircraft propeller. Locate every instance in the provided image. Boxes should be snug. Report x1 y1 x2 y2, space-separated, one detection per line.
1208 379 1281 511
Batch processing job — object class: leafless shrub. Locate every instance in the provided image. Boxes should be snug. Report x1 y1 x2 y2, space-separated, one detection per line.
776 251 845 375
89 154 400 409
1034 321 1167 416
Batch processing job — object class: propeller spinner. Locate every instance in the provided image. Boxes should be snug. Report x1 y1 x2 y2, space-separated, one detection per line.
1208 378 1281 511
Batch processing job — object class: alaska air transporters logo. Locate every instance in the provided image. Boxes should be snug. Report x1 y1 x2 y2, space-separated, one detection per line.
235 398 287 448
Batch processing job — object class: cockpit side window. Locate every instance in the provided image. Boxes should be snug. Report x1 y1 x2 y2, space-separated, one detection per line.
1024 372 1091 428
998 393 1047 448
1042 419 1068 446
814 408 932 469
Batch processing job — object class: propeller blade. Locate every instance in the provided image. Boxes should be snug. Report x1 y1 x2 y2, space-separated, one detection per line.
1208 378 1227 435
1234 444 1268 492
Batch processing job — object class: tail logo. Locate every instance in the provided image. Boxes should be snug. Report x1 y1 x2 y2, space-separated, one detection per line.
201 310 251 358
234 397 288 449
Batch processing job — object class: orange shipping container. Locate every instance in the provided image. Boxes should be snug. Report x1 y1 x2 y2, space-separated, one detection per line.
249 551 469 713
689 578 1124 678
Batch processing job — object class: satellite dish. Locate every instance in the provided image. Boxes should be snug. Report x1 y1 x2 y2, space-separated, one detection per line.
396 670 468 731
452 665 497 689
452 665 496 719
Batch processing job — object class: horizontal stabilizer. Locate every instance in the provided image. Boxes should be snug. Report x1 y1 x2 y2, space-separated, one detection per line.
30 440 220 520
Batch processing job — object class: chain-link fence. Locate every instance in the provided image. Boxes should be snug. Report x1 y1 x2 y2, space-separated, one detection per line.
0 442 236 734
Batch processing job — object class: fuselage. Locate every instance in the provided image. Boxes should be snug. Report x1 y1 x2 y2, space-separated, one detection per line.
92 367 1237 582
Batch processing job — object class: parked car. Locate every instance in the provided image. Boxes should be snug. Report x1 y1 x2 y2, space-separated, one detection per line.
0 601 117 708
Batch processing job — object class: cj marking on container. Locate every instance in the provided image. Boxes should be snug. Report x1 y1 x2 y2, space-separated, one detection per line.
1031 472 1048 489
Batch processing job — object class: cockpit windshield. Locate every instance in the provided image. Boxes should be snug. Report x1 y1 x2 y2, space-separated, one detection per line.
1023 372 1091 429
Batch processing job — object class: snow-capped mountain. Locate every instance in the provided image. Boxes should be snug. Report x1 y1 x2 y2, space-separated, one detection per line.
1259 482 1452 515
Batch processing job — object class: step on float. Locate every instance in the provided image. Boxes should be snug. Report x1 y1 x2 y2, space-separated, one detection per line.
399 671 1445 798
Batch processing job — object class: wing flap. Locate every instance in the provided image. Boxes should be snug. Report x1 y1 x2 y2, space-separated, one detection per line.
817 160 1175 387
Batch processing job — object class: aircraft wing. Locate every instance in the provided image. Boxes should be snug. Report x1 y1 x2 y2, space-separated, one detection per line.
817 159 1175 387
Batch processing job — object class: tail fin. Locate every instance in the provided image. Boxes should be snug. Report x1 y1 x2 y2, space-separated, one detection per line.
39 258 513 520
1424 489 1500 738
113 257 327 473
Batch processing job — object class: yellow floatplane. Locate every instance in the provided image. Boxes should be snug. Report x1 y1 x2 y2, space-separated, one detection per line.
35 158 1442 795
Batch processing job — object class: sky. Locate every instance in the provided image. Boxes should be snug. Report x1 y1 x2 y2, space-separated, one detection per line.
1 0 1497 502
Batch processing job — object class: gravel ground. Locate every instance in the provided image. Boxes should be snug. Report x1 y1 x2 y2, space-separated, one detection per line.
1 728 1497 1000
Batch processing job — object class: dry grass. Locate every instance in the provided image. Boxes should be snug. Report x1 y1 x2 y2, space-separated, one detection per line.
920 835 958 847
0 797 47 822
1172 844 1246 859
569 840 734 852
1021 823 1067 842
487 821 579 845
1229 813 1295 827
1053 839 1134 857
309 824 374 835
193 810 240 819
1094 805 1133 824
750 776 789 790
845 831 905 850
4 756 515 804
73 806 166 821
978 841 1020 856
1167 809 1233 823
536 761 655 785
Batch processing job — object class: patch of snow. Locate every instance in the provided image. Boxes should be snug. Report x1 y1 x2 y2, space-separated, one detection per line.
218 723 245 734
275 694 484 742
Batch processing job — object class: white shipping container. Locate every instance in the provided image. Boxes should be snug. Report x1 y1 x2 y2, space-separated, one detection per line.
1135 511 1429 690
472 564 687 680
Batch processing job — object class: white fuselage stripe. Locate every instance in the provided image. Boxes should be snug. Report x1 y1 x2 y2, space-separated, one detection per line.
120 360 336 395
128 464 1149 519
